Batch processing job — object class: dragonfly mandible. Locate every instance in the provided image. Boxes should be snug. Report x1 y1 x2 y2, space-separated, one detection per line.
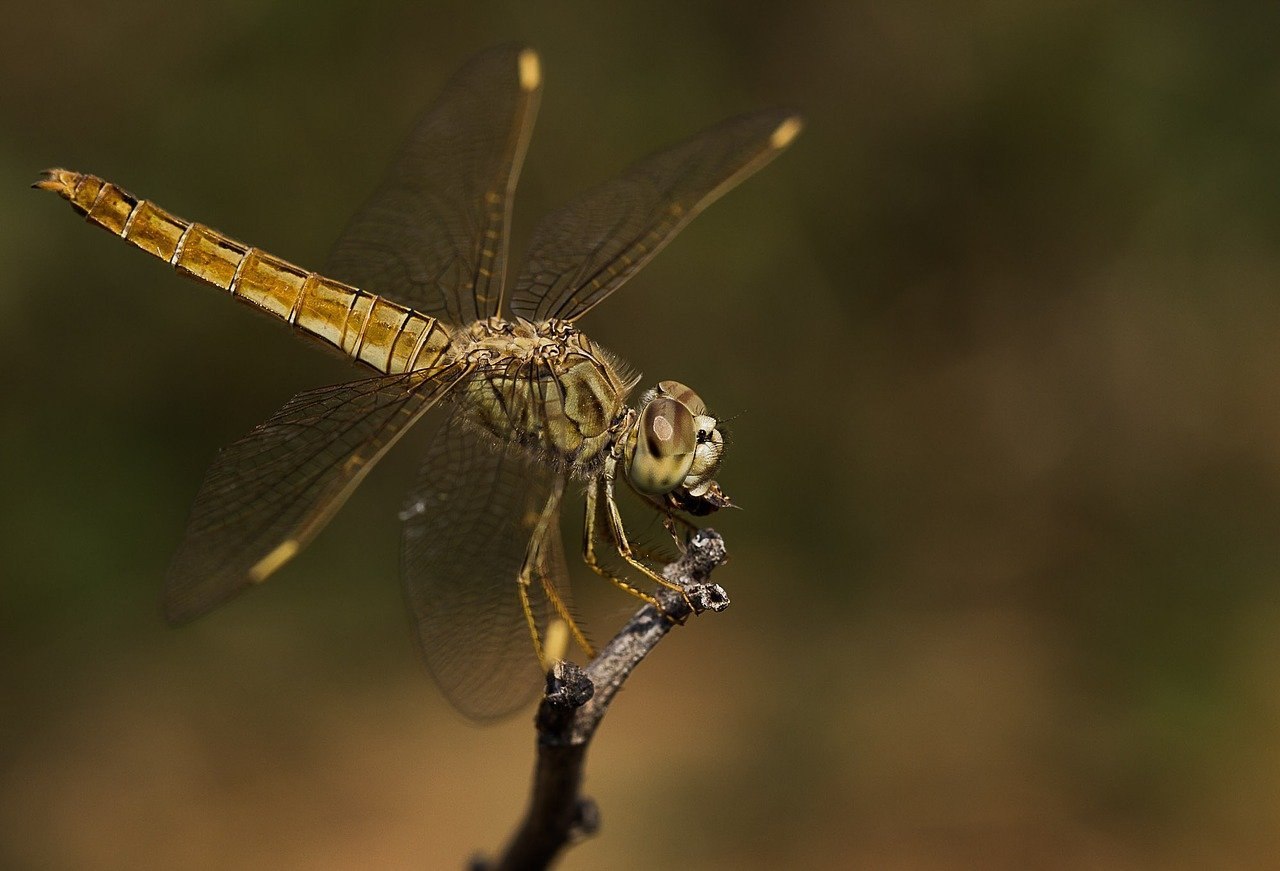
36 45 800 720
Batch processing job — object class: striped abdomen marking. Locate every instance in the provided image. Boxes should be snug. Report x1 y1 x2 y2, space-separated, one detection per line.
35 169 451 375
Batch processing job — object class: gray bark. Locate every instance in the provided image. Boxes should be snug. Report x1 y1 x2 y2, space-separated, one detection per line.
474 529 730 871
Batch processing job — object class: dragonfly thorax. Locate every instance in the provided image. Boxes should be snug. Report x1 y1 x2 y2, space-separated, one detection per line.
456 318 637 475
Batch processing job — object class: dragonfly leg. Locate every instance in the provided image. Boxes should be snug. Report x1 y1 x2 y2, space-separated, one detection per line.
517 570 594 670
598 459 695 615
521 481 596 666
622 476 697 551
538 572 595 659
516 576 548 670
583 476 676 615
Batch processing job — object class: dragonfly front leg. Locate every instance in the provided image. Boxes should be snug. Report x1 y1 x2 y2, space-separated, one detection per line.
622 476 698 552
583 476 663 609
597 456 695 612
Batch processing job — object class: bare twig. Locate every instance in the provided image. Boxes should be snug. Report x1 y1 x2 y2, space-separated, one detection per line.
474 529 730 871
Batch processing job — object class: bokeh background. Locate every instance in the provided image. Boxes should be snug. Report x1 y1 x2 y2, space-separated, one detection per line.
5 2 1280 868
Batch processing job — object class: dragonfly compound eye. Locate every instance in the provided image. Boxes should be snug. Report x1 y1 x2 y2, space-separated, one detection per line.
656 379 707 417
628 396 697 494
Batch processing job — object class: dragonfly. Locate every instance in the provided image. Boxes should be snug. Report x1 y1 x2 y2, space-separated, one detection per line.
36 45 800 720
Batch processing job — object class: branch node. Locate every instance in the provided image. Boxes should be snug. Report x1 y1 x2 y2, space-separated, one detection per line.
545 660 595 710
570 797 600 842
687 581 730 613
673 528 729 583
536 660 595 738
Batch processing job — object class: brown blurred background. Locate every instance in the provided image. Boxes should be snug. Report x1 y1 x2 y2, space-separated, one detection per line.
6 1 1280 868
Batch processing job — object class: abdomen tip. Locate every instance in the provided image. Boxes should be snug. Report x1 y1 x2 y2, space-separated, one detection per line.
33 168 79 196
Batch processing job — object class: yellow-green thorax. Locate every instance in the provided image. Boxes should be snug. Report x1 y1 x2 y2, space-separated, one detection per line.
456 318 638 475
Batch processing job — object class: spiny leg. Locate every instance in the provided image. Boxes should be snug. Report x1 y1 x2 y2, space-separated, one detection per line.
531 480 594 657
622 476 698 551
539 573 594 659
583 478 662 608
520 481 595 668
516 575 547 670
599 457 695 612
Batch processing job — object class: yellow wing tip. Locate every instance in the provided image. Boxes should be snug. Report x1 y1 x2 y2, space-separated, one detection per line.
770 116 804 150
542 619 570 670
518 48 541 91
33 168 79 196
249 540 300 584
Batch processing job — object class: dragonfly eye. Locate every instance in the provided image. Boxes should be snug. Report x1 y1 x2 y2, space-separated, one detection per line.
627 396 696 494
656 380 708 417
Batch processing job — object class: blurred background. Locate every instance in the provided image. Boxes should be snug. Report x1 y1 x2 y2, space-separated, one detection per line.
5 1 1280 868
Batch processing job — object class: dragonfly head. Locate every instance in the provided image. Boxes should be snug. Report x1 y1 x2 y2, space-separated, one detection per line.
625 380 728 512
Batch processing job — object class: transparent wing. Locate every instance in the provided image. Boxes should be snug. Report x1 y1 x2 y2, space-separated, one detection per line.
164 362 470 624
400 410 575 721
326 44 541 323
509 108 801 323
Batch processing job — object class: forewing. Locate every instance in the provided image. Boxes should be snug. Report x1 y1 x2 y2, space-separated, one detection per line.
164 363 469 624
400 411 572 721
510 109 801 322
326 44 541 323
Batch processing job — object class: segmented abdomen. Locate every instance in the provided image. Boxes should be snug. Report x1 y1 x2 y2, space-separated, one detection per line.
36 169 451 375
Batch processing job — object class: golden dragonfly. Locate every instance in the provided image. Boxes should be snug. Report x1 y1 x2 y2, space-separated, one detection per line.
37 45 800 720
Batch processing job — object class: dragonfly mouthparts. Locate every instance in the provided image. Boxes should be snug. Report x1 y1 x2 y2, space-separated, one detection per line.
666 481 733 516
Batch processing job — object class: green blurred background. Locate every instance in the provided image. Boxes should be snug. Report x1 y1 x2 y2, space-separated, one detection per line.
6 1 1280 868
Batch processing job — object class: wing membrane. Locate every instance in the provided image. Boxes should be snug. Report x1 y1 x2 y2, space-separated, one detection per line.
509 109 801 322
400 410 574 721
164 362 469 623
327 44 540 323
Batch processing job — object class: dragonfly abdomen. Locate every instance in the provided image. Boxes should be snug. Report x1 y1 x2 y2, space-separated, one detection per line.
35 169 450 375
